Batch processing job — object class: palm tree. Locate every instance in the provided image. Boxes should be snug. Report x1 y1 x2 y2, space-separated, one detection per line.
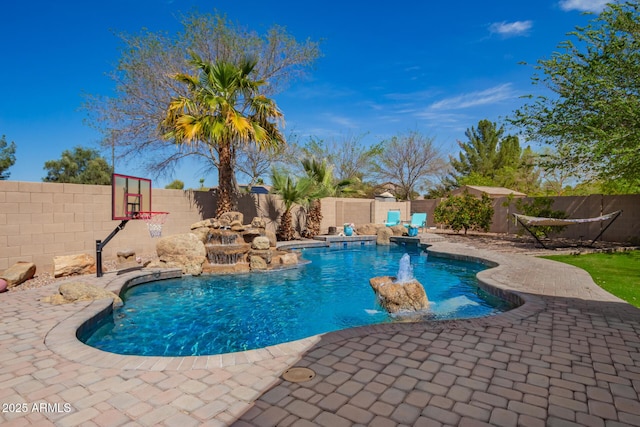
301 158 355 238
162 53 285 217
270 169 312 241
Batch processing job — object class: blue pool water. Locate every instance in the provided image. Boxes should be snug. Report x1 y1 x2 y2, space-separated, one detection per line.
82 244 512 356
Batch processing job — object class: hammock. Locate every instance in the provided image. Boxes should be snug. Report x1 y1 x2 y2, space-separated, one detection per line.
513 210 622 248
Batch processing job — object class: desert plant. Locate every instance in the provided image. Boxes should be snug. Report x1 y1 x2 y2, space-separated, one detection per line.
300 158 354 238
162 54 285 217
165 179 185 190
270 169 312 241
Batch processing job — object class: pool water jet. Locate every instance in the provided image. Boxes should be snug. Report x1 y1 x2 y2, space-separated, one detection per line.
369 253 429 313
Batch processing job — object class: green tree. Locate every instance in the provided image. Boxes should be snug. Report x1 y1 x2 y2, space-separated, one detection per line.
434 192 494 235
372 131 445 201
450 119 538 192
43 147 113 185
162 54 285 216
512 2 640 186
300 158 354 238
0 135 16 180
165 179 184 190
286 134 383 183
269 168 312 241
84 11 319 183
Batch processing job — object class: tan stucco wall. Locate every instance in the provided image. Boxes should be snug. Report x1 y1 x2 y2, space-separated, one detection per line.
0 181 202 273
2 179 637 275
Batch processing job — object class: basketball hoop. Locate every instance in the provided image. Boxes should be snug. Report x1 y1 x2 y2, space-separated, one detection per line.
135 212 169 238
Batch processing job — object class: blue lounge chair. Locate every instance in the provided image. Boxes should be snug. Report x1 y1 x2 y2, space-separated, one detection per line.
404 213 427 233
384 210 401 227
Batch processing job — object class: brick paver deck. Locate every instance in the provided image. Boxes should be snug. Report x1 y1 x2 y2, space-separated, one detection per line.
1 240 639 426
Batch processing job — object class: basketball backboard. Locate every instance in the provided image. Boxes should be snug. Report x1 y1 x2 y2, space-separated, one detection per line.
112 173 152 220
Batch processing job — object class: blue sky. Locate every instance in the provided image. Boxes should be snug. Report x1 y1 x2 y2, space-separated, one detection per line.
0 0 611 189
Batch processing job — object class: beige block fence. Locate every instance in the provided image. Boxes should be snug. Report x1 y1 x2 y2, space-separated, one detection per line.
1 180 638 275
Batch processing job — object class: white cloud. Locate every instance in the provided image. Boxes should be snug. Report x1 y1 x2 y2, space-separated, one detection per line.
559 0 611 12
489 20 533 37
427 84 517 111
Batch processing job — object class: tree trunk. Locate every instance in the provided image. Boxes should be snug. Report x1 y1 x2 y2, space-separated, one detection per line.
302 199 322 238
278 209 294 241
216 142 234 217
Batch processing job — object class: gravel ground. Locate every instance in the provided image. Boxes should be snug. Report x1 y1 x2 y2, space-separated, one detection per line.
6 233 636 293
6 253 159 293
437 230 637 255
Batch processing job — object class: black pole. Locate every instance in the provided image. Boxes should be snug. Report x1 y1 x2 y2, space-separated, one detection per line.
514 215 548 249
96 220 129 277
589 210 622 246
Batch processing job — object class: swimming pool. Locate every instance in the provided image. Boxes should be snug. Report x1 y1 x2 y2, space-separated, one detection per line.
82 244 513 356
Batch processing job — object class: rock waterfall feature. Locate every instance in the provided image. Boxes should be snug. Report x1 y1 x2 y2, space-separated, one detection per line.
148 212 302 275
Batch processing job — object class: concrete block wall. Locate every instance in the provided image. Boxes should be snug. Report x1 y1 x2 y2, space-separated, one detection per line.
3 179 637 275
371 201 411 226
0 181 205 274
319 198 411 234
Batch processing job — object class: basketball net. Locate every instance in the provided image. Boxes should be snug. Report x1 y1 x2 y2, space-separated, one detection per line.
136 212 169 238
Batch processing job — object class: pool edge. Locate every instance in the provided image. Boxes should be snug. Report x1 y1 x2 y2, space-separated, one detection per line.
43 243 546 371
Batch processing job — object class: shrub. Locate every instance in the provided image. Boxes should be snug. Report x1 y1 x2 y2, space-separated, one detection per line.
165 180 185 190
434 192 494 234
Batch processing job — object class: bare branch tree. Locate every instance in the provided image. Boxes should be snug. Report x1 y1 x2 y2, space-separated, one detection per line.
372 131 446 200
235 143 288 187
284 133 382 182
83 11 320 181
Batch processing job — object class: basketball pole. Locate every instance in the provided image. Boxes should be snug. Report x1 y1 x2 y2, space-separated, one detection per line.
96 220 129 277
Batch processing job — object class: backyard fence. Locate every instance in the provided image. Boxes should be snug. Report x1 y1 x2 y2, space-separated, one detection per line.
412 194 640 244
1 180 638 274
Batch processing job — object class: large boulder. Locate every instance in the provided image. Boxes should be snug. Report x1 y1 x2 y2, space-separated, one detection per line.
279 253 299 265
153 233 207 275
157 233 206 258
251 217 266 229
116 249 138 269
240 228 262 244
190 218 217 230
53 254 96 278
369 276 429 313
252 236 271 250
41 282 123 308
249 249 272 264
1 261 36 287
390 225 406 236
218 211 243 225
230 220 244 231
190 218 217 243
249 255 268 271
191 227 211 243
356 223 383 236
376 227 394 245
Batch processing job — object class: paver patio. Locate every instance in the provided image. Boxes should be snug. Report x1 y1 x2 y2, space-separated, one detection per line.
1 240 640 426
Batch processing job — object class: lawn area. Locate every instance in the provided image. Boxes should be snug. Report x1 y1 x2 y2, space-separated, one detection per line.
542 250 640 307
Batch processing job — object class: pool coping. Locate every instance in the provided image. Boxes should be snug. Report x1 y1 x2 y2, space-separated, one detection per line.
43 242 547 371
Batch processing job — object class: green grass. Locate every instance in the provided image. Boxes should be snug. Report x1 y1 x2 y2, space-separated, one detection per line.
542 250 640 307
